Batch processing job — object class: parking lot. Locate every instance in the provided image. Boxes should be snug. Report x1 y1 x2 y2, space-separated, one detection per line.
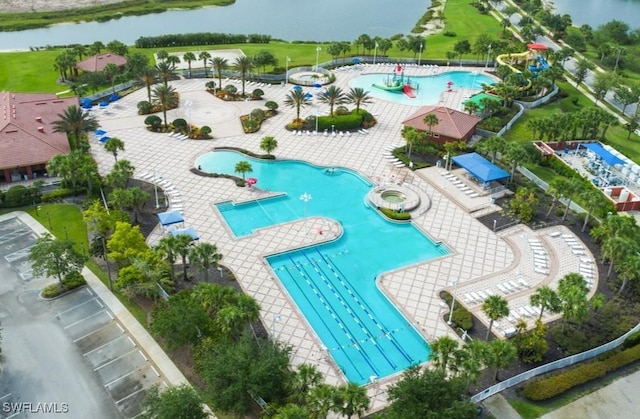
0 213 166 418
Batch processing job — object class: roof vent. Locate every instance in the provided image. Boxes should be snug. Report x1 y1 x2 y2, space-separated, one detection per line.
36 116 42 122
37 126 45 132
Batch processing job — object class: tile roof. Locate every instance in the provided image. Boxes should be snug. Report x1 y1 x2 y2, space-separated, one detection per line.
75 53 127 73
402 105 481 139
0 91 76 170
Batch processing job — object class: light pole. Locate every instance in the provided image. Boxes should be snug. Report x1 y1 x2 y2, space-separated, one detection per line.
315 110 319 134
614 47 623 72
300 192 312 234
271 313 281 346
485 44 492 69
447 280 458 325
285 56 291 85
418 43 423 65
154 170 160 209
373 42 379 65
315 46 321 71
493 219 497 232
98 234 113 291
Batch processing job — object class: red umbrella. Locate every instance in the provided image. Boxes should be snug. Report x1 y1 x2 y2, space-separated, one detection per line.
246 177 258 186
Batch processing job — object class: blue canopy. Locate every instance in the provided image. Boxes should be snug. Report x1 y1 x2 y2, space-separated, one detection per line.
99 101 109 107
99 136 109 143
171 227 199 240
81 97 92 105
95 129 107 136
109 93 120 101
158 210 184 226
581 143 625 166
293 85 302 91
451 152 510 183
304 93 313 99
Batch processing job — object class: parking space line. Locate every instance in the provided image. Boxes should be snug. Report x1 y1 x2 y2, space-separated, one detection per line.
0 392 11 400
82 335 130 357
96 300 104 308
138 350 148 362
73 321 119 343
93 348 140 371
63 309 108 330
127 336 136 347
56 296 99 316
106 311 114 320
151 366 160 378
6 412 20 419
116 323 125 333
103 370 136 388
115 387 146 405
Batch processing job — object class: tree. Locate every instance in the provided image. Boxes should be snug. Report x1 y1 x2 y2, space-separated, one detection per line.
346 87 373 113
235 160 253 181
152 84 178 128
290 364 323 405
260 136 278 157
475 135 505 163
617 253 640 294
574 58 595 86
503 142 529 183
150 290 211 349
592 71 618 105
189 242 222 282
453 40 471 65
234 56 254 96
116 249 172 300
155 60 176 87
284 88 311 121
308 384 336 419
104 159 135 190
423 113 439 138
580 187 608 232
125 52 150 79
109 187 150 224
107 221 148 267
254 50 278 74
173 233 195 282
140 384 208 419
52 105 99 150
529 285 561 320
430 335 459 373
513 319 549 363
102 62 120 94
48 150 99 193
29 233 87 285
198 51 212 76
195 332 293 416
106 40 128 56
211 56 228 91
318 85 346 116
386 366 476 419
104 137 125 163
140 66 158 103
181 51 196 78
485 339 517 381
557 273 590 332
545 178 570 218
332 382 369 419
482 294 509 340
614 84 640 116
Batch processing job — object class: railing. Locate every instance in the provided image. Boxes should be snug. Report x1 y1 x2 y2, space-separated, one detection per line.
497 103 525 136
471 321 640 402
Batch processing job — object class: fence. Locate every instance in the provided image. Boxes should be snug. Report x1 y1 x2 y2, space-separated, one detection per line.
471 321 640 402
518 166 586 214
497 103 524 136
516 84 559 109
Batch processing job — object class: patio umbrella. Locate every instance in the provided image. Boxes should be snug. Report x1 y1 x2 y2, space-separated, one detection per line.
81 97 92 106
99 101 109 109
352 58 361 64
109 93 120 101
81 103 93 110
304 93 313 99
293 85 302 91
246 177 258 186
99 136 110 143
313 83 322 88
95 129 107 136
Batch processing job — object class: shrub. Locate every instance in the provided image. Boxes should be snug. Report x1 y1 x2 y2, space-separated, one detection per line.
317 113 363 131
3 185 32 207
443 31 457 37
137 101 153 115
250 108 265 121
200 126 212 137
243 118 259 133
144 115 163 130
452 307 474 331
252 88 264 99
173 118 188 131
335 105 350 115
205 81 216 90
378 207 411 221
623 331 640 349
41 188 75 203
265 101 279 111
41 272 87 298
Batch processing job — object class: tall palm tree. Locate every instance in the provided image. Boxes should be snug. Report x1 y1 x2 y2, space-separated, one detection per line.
318 85 346 116
260 136 278 157
291 364 323 404
580 188 607 232
602 236 632 278
561 178 582 221
430 335 459 373
423 113 439 138
332 382 369 419
503 142 528 183
103 62 120 94
233 56 254 96
152 84 178 128
156 235 178 281
284 89 311 121
173 233 195 282
140 66 158 103
617 254 640 294
346 87 373 113
557 273 590 332
529 285 562 320
308 384 335 419
104 137 125 163
211 56 228 91
199 51 212 76
189 242 222 282
155 60 175 87
51 105 99 150
475 135 506 163
482 294 509 340
545 178 570 218
486 339 517 381
234 161 253 181
182 51 196 77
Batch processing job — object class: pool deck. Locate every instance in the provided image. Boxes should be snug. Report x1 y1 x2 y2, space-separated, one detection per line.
90 65 596 412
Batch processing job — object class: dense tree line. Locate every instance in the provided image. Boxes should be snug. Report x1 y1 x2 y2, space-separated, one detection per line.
134 32 272 48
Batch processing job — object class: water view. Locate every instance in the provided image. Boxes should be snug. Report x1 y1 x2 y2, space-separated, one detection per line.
549 0 640 29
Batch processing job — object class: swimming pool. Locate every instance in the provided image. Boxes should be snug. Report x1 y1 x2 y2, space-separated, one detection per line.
197 151 448 384
349 70 496 106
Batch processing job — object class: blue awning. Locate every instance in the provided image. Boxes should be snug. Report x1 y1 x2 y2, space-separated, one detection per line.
451 152 510 182
171 227 199 240
157 210 184 226
581 143 625 166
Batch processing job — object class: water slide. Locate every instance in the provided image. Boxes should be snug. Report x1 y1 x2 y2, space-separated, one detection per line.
403 84 416 98
495 51 532 90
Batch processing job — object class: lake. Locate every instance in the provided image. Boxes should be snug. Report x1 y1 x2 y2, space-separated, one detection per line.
549 0 640 29
0 0 429 50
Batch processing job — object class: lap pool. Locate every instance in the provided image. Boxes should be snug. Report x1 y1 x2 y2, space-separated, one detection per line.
196 151 449 383
349 70 496 106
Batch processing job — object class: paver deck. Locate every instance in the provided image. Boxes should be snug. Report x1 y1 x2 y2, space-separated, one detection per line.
89 65 596 411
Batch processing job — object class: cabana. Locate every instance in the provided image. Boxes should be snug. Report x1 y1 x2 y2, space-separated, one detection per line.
157 210 184 227
170 227 199 241
580 143 625 167
451 152 510 184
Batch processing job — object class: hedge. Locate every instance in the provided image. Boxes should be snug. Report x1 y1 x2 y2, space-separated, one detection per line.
317 113 364 131
42 188 76 203
379 207 411 221
523 344 640 401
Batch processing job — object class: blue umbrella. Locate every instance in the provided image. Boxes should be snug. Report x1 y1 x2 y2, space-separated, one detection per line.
99 101 109 108
352 58 361 64
95 129 107 136
81 97 92 105
99 136 110 143
82 103 93 110
109 93 120 101
313 83 322 88
293 85 302 91
304 93 313 99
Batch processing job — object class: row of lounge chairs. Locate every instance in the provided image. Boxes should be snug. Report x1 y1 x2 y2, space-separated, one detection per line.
496 277 530 295
440 171 479 198
167 132 189 141
139 172 184 213
529 238 550 275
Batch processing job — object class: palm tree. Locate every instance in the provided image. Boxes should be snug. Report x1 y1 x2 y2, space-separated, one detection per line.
332 382 369 419
152 84 178 128
557 272 590 332
346 87 373 113
617 254 640 294
580 188 607 232
234 161 253 181
486 339 517 381
430 335 459 373
189 242 222 282
503 142 528 183
103 62 120 94
233 56 254 96
260 136 278 157
173 233 195 282
104 137 125 163
156 235 178 281
51 105 99 151
423 113 439 138
308 384 336 419
475 135 506 163
155 60 175 87
482 294 509 340
561 178 582 221
211 56 228 91
284 89 311 121
545 178 570 218
140 66 158 103
199 51 212 76
318 85 346 116
601 236 631 278
182 51 196 77
402 127 423 161
529 285 561 320
291 364 323 404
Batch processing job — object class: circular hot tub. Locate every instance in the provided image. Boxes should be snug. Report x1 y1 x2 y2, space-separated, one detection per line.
381 190 407 204
367 184 420 212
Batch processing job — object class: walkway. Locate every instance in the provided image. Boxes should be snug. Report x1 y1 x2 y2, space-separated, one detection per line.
88 68 596 412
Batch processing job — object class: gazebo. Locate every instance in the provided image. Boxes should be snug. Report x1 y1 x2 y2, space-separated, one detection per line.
451 152 510 185
157 210 184 227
